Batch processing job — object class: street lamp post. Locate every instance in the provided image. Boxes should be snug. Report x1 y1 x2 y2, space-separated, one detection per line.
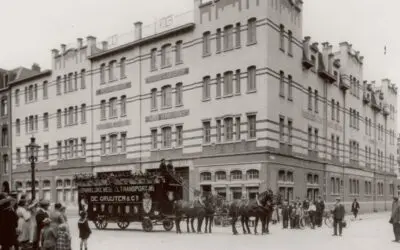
27 136 40 200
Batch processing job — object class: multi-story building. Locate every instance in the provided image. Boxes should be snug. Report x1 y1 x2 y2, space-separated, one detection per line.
9 0 398 212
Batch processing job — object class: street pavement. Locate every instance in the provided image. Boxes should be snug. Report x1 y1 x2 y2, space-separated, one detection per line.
65 212 399 250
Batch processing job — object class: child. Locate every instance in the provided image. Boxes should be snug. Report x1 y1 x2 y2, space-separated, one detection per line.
78 211 91 250
56 223 71 250
40 218 57 250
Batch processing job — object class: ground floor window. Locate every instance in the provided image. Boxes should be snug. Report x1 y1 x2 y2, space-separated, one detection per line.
215 188 226 199
247 187 259 199
307 188 319 202
231 187 242 200
279 186 294 201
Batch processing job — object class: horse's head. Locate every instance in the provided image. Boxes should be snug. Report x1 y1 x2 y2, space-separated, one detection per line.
259 190 274 208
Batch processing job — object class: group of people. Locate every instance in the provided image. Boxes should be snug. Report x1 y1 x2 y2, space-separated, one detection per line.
0 192 91 250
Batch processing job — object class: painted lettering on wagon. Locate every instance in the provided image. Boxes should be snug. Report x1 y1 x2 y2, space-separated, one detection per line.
145 109 189 122
79 185 155 193
90 195 140 203
145 68 189 83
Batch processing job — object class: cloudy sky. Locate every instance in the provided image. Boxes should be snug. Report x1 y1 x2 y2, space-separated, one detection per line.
0 0 397 86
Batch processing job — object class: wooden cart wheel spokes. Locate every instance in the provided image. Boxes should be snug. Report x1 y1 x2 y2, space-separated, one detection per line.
163 219 174 231
96 219 108 230
117 221 130 230
142 218 153 232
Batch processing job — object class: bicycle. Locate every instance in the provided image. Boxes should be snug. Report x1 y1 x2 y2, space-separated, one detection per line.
323 211 350 229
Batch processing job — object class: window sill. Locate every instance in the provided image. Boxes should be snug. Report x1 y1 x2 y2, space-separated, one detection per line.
161 64 172 70
108 79 118 83
223 94 234 99
223 48 234 53
161 106 172 111
216 50 221 54
202 142 212 146
288 97 293 102
175 104 184 108
81 121 87 124
280 48 285 53
151 108 158 112
151 68 158 72
120 114 127 118
235 45 241 50
202 98 211 102
279 93 285 98
246 89 257 94
120 76 127 80
43 128 49 132
175 61 183 66
235 92 241 96
202 53 211 58
216 96 221 100
246 41 257 47
247 138 257 142
100 118 107 121
288 53 293 58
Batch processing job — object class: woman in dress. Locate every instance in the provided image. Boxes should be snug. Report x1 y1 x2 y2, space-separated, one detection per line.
28 200 39 246
16 199 32 247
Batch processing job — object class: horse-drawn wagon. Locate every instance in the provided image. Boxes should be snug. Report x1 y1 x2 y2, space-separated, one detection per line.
74 172 183 232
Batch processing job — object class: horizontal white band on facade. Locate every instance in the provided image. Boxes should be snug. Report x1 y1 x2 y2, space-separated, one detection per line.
197 163 261 171
211 182 261 189
141 159 194 170
93 164 137 174
326 164 375 178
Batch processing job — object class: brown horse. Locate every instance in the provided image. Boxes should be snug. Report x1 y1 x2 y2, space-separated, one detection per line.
173 198 207 234
228 190 274 235
202 193 225 233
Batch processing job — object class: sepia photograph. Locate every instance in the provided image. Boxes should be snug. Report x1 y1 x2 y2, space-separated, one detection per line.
0 0 399 249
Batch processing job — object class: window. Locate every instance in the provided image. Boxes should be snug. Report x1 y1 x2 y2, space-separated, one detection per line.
223 25 234 51
43 81 48 99
247 18 257 44
81 104 86 123
279 71 285 97
68 73 73 92
247 66 256 91
100 64 106 84
223 71 233 96
314 129 318 150
16 119 20 135
279 116 285 142
1 99 7 116
175 83 183 106
331 99 335 120
176 126 183 147
100 136 106 154
288 30 293 54
288 119 293 144
150 48 157 71
120 58 126 78
74 72 78 90
151 129 158 149
68 107 74 125
247 169 259 179
57 141 62 159
57 109 62 128
161 127 172 148
34 84 38 100
109 98 117 118
81 69 86 89
235 70 241 94
3 155 8 174
202 32 211 56
279 24 285 51
231 170 242 180
56 76 61 95
308 126 312 148
314 90 318 113
235 22 241 48
43 113 49 130
216 29 222 52
161 85 172 108
100 100 106 120
15 89 20 106
200 172 211 181
110 134 118 153
24 87 28 103
161 44 172 67
215 171 226 181
216 74 221 97
120 96 126 116
175 41 183 64
64 75 68 93
109 61 116 81
81 138 87 156
216 120 221 142
202 76 211 100
44 145 49 160
203 121 211 143
151 88 157 110
235 117 241 140
224 117 233 141
288 75 293 100
308 87 312 110
247 114 256 138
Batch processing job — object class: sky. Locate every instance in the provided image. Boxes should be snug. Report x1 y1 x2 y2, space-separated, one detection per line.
0 0 397 91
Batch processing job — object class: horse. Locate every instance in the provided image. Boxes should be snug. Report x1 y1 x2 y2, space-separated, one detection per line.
228 190 274 235
202 193 225 233
173 196 207 234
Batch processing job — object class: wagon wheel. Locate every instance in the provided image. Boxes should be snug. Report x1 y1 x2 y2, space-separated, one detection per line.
117 221 130 230
94 218 108 230
142 218 153 232
163 219 174 231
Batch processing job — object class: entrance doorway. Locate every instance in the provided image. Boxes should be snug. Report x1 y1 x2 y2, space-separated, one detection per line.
1 181 10 193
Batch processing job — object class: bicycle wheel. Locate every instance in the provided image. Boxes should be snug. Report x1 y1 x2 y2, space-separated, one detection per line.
324 217 333 228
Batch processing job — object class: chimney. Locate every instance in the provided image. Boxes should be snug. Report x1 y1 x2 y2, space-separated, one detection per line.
51 49 59 58
77 38 83 49
102 41 108 50
134 21 143 40
86 36 97 56
31 63 41 73
61 44 66 53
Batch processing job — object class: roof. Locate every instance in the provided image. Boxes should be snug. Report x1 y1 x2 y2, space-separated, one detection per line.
9 69 52 87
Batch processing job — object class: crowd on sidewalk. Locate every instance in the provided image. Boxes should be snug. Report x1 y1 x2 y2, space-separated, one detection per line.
0 192 91 250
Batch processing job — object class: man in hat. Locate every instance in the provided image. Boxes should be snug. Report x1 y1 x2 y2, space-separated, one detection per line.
35 199 50 249
389 196 400 242
159 158 167 175
332 197 345 236
50 203 66 229
0 192 18 250
315 196 325 227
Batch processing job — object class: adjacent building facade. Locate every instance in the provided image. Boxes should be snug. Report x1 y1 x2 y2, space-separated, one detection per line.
8 0 399 212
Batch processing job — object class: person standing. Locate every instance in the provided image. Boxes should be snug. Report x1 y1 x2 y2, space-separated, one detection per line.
281 200 290 229
308 201 317 229
28 200 39 247
389 196 400 243
78 211 91 250
35 200 50 250
351 198 360 220
16 199 32 248
332 198 345 236
56 223 71 250
0 192 18 250
315 196 325 227
40 218 57 250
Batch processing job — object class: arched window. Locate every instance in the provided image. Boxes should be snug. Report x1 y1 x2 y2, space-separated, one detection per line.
313 175 319 185
278 170 286 182
286 171 294 182
230 170 242 180
120 57 126 78
161 44 172 67
247 169 259 180
56 180 63 188
43 180 51 188
200 172 211 182
307 173 313 184
64 179 71 187
215 171 226 181
100 63 106 83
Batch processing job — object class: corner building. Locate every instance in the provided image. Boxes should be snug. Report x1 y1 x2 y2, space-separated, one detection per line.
10 0 398 212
